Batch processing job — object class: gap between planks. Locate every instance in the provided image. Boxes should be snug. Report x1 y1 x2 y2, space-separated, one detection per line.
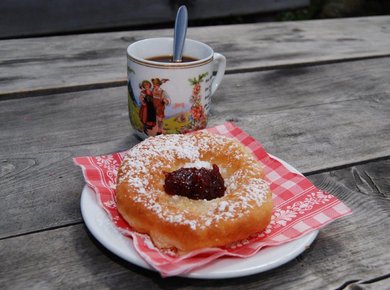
305 155 390 176
0 221 83 241
334 273 390 290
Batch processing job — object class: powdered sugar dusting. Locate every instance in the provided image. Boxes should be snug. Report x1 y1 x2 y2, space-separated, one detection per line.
117 133 270 230
183 161 213 169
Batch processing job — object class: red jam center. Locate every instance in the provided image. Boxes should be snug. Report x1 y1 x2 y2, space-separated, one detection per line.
164 164 226 200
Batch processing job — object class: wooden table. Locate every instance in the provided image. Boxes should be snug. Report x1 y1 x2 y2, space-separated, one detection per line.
1 16 389 289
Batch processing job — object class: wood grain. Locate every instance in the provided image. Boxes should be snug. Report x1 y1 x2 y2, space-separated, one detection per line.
306 160 390 289
0 0 308 38
1 159 388 289
1 56 389 239
1 16 390 98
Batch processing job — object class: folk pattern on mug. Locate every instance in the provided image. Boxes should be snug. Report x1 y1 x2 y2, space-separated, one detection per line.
128 72 209 136
179 72 209 134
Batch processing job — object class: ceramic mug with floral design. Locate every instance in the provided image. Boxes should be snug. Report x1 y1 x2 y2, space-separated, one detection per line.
127 37 226 138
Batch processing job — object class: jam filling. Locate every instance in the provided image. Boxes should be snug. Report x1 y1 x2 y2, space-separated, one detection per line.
164 164 226 200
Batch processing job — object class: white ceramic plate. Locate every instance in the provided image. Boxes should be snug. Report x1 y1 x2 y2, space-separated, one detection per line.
80 155 318 279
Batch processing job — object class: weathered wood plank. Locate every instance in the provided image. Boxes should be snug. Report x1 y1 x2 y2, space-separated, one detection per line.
0 0 308 39
1 159 388 289
0 56 389 239
1 16 390 97
306 160 390 289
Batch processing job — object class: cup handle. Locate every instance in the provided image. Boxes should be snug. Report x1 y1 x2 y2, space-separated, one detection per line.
210 52 226 96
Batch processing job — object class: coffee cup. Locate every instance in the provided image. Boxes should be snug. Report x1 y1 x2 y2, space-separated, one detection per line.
126 37 226 138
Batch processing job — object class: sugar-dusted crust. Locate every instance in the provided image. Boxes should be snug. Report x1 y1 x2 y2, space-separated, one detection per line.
116 132 273 253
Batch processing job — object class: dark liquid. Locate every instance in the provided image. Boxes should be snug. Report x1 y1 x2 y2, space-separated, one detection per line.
147 55 199 63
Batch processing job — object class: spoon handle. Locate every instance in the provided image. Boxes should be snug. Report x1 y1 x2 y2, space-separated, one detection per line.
173 5 188 62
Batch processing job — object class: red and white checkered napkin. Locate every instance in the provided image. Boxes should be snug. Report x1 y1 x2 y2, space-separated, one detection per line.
74 122 352 277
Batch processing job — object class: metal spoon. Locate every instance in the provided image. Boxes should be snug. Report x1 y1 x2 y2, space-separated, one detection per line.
173 5 188 62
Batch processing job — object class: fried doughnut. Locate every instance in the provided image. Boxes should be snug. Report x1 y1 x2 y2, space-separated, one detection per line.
116 132 273 253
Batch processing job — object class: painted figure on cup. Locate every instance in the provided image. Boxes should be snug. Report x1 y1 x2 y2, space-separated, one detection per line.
152 78 171 134
138 80 156 132
137 78 171 136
